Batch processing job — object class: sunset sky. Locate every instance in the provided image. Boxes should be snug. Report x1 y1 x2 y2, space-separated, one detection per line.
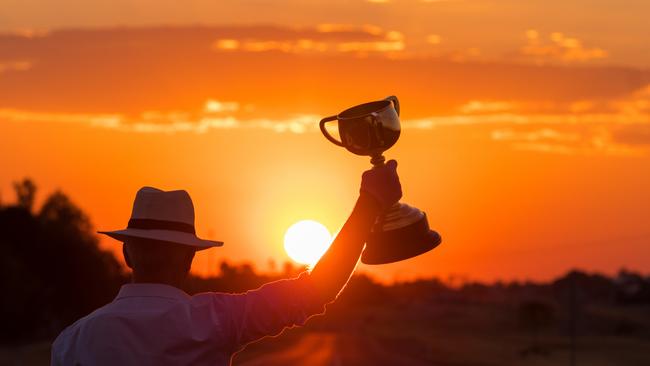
1 0 649 283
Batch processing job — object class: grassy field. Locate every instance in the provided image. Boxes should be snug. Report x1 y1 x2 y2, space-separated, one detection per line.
3 300 649 365
233 302 650 366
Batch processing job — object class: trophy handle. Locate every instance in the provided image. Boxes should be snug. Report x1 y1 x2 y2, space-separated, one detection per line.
384 95 400 116
319 115 344 147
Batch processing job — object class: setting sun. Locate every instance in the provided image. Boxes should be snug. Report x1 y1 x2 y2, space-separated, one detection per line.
283 220 333 266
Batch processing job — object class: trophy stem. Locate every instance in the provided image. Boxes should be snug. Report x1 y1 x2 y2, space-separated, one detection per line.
370 154 386 167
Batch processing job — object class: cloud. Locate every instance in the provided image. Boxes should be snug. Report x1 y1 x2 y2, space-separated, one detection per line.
0 109 123 128
1 26 647 117
403 108 649 155
439 47 481 62
459 100 515 114
213 39 327 53
509 142 577 155
315 23 384 37
491 128 579 143
204 99 239 113
488 124 650 156
610 124 650 146
0 60 32 74
611 85 650 115
213 39 239 50
403 111 649 129
3 102 647 135
405 89 650 155
2 93 648 157
336 40 404 53
520 30 608 64
426 34 441 45
3 29 49 39
212 24 405 55
0 99 320 134
453 84 650 116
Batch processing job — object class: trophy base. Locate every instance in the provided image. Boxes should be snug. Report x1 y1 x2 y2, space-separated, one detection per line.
361 203 442 265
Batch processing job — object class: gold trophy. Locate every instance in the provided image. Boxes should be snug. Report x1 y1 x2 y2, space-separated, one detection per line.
320 96 441 264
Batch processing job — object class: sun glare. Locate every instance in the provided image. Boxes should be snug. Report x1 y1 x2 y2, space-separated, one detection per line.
283 220 332 266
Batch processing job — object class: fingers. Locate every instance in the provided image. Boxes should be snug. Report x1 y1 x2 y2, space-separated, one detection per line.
385 159 398 170
359 159 402 209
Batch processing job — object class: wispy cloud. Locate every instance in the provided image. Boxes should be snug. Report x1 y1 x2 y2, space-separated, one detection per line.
491 128 580 143
213 39 328 53
491 127 586 155
2 86 649 156
204 99 239 113
0 60 32 74
610 124 650 146
493 127 645 156
403 111 649 129
459 100 515 114
3 99 648 158
3 28 49 38
480 89 650 155
315 23 383 35
212 24 405 56
611 85 650 115
0 100 321 134
0 109 122 127
408 89 650 155
3 103 646 133
1 25 646 118
520 30 608 64
0 108 323 134
426 34 442 45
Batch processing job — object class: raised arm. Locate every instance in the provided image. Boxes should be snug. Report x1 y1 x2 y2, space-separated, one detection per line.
309 160 402 302
214 161 401 350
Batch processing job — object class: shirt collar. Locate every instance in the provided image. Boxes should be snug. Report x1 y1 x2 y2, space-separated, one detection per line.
116 283 191 301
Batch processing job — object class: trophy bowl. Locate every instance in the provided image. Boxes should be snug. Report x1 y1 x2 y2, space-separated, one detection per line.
320 96 442 265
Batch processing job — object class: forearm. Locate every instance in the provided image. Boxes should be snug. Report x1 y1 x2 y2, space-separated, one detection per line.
309 193 381 302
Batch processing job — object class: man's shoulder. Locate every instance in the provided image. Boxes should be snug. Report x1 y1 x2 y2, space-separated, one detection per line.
54 304 108 344
52 301 118 345
54 291 232 341
51 303 109 362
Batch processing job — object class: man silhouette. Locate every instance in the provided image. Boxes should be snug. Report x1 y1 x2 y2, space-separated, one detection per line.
51 160 401 365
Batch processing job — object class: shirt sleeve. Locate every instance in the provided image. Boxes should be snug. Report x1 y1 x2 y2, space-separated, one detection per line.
215 272 326 351
50 348 62 366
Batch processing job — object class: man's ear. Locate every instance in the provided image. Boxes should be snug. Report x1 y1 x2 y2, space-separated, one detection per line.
123 243 133 269
184 249 196 273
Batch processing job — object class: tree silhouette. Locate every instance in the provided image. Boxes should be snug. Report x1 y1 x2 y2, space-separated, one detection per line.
0 179 126 343
13 178 37 211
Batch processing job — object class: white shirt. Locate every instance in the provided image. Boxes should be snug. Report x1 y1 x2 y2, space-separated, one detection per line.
51 273 324 366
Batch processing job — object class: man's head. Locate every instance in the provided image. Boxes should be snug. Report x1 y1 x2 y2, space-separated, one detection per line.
123 237 196 286
98 186 225 285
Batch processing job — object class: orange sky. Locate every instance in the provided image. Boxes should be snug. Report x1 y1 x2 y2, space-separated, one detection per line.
1 1 649 283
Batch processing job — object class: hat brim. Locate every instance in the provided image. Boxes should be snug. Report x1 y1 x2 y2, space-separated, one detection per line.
98 228 223 250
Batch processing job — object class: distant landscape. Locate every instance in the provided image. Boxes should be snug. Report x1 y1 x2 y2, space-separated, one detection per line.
1 179 649 365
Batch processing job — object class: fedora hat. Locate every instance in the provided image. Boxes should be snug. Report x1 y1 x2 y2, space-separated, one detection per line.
98 186 223 250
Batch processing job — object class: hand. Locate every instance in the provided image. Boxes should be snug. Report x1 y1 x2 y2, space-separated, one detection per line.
360 159 402 210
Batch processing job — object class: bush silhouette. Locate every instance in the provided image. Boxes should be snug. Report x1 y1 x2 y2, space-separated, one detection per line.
518 300 555 356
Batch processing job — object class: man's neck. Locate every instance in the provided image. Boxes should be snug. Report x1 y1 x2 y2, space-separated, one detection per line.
131 273 185 289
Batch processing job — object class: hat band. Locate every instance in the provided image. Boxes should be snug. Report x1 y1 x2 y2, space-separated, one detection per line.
127 218 196 235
